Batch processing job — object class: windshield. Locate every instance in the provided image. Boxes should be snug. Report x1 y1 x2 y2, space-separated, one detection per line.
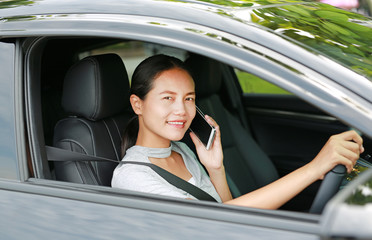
241 2 372 80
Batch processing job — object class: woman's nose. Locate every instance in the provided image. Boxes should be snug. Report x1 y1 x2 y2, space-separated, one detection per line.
173 100 186 115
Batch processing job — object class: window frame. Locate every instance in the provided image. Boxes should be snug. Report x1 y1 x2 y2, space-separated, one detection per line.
19 13 372 237
0 39 25 181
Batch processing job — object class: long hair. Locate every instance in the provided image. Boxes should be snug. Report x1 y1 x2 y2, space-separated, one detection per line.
121 54 190 158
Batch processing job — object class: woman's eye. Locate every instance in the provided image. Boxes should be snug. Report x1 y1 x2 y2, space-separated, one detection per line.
185 97 195 101
163 96 172 100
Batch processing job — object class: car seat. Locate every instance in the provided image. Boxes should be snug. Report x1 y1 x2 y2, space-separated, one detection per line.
184 54 279 197
53 54 133 186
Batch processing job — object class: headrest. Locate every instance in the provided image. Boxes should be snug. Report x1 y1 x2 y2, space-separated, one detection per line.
184 54 223 98
62 54 130 121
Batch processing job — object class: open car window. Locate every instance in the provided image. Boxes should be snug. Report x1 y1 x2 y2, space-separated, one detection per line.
25 36 372 217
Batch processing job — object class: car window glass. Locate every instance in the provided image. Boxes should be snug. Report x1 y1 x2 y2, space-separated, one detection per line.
79 41 187 80
235 69 291 95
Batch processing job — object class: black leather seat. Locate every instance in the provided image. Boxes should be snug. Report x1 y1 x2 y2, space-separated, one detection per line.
53 54 133 186
185 55 279 197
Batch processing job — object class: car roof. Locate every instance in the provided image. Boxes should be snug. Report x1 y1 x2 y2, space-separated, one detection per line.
0 0 316 33
0 0 342 33
1 0 371 85
0 0 311 39
0 0 310 15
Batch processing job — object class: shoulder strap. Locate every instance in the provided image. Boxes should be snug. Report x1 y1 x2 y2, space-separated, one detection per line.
46 146 119 163
122 161 217 202
45 146 217 202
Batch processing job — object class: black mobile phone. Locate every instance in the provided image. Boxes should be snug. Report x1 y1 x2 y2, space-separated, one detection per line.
189 106 216 150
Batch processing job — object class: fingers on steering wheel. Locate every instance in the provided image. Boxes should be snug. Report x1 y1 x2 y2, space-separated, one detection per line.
341 141 361 158
337 150 357 173
341 130 364 151
335 131 362 172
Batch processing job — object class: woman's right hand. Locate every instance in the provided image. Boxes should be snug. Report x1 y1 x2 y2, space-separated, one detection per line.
189 115 224 173
190 115 232 202
308 130 363 180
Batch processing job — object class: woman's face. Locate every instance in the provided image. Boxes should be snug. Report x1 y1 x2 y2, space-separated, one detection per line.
134 67 196 147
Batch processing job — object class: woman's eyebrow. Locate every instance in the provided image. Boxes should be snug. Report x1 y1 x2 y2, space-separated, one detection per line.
159 91 195 95
186 91 196 96
159 90 176 95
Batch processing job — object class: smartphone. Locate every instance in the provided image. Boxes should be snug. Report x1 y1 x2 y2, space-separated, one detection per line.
189 106 216 150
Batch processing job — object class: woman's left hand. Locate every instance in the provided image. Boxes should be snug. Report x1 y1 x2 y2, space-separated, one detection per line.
190 115 224 172
308 130 364 180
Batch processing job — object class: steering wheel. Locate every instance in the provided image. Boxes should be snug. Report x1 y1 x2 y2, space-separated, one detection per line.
309 165 346 214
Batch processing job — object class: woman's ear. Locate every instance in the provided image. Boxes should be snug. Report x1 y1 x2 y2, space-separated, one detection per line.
130 94 143 115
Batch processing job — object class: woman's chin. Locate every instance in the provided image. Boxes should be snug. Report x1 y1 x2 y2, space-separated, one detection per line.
168 133 186 142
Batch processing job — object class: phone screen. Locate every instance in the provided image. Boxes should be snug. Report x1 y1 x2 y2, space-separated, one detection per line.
189 106 216 150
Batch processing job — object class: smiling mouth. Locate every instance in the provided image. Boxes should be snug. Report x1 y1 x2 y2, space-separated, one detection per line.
167 121 186 127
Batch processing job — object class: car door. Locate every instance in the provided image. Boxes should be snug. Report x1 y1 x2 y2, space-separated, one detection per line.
7 13 321 238
0 34 320 240
3 7 371 238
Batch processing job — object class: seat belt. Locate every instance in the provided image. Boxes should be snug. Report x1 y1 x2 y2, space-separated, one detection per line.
121 161 217 202
46 146 120 163
46 146 217 202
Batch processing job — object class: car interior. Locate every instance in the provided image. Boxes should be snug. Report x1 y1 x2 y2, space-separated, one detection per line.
52 53 132 186
26 36 372 213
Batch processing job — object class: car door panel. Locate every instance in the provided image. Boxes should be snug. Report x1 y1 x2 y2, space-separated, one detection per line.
242 94 350 210
243 95 349 176
0 180 320 240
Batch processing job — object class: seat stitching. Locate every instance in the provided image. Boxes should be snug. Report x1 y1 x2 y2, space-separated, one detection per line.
103 119 120 160
64 140 99 185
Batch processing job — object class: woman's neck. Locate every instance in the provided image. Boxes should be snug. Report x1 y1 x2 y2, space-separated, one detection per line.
135 134 171 148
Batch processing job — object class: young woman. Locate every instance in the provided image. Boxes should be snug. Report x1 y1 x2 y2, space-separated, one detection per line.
111 54 363 209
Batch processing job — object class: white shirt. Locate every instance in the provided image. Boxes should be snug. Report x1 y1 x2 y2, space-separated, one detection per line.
111 141 221 202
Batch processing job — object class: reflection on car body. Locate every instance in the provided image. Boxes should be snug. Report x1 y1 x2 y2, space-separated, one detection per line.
1 0 372 239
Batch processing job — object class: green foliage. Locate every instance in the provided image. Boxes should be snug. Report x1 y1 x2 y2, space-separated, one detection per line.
236 70 290 94
191 0 310 7
0 0 36 9
249 2 372 79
